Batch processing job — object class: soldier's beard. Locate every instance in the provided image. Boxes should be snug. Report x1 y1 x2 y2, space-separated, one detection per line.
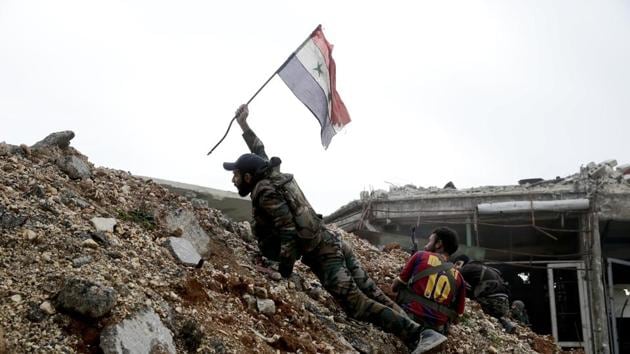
236 181 254 197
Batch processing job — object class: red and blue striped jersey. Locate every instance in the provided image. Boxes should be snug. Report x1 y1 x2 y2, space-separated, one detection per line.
399 251 466 327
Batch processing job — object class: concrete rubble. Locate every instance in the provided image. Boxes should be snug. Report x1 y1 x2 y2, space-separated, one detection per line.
333 158 630 213
0 131 568 353
99 308 176 354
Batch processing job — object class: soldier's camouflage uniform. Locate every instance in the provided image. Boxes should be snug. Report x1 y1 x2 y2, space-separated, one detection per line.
510 300 530 326
241 127 422 344
476 296 509 319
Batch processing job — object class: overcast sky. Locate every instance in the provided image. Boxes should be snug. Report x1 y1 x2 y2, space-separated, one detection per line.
2 0 629 215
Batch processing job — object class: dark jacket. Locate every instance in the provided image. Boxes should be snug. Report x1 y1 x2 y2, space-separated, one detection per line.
459 261 510 299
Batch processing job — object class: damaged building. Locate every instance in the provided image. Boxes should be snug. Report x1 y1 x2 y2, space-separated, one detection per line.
325 160 630 354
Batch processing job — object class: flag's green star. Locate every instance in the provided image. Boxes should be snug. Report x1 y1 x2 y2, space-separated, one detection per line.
313 62 323 76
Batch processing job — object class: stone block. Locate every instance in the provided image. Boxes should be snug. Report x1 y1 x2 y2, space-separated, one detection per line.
165 237 202 267
90 217 117 232
57 155 91 180
100 308 175 354
164 208 210 255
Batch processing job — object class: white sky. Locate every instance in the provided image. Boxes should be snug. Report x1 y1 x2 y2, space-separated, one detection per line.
2 0 630 215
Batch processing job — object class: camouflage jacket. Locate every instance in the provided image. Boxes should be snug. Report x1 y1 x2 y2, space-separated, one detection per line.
242 128 323 276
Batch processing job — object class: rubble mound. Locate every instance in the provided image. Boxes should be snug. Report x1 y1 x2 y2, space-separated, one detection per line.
1 132 563 353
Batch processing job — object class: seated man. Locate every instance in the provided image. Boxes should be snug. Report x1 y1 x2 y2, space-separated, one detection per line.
452 255 516 334
510 300 530 327
392 227 466 336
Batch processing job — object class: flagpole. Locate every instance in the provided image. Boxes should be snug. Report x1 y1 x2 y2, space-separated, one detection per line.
206 24 322 156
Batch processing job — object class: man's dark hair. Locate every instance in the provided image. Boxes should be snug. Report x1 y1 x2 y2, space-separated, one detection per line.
432 226 459 255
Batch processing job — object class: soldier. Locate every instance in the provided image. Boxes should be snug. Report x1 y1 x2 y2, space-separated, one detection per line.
223 104 447 353
391 227 466 334
510 300 530 327
452 255 516 334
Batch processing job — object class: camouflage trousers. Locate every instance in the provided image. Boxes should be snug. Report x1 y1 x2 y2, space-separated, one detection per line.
301 229 421 344
477 295 510 319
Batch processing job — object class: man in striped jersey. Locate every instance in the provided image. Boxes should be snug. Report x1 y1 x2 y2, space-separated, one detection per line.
223 104 448 353
392 227 466 336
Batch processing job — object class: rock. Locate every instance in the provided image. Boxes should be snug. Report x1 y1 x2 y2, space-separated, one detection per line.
0 206 27 229
99 308 176 354
60 189 90 208
269 271 282 281
81 239 99 249
31 131 75 150
89 231 112 246
307 286 325 301
0 142 9 156
236 221 254 241
23 229 38 241
164 208 210 255
242 294 257 311
10 294 22 303
256 298 276 316
72 255 93 268
164 237 202 267
488 345 499 354
54 278 117 318
253 286 267 299
288 274 303 291
26 302 47 322
602 159 617 167
40 301 56 315
57 155 91 180
90 217 117 233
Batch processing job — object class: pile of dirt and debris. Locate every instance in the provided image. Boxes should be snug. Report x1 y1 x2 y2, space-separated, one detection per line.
1 131 564 353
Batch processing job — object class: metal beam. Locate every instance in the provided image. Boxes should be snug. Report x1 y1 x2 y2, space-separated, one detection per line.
477 199 590 214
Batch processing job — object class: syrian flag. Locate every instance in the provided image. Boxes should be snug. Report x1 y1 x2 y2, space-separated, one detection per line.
278 25 351 149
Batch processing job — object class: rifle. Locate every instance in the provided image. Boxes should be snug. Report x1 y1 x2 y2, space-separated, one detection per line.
410 214 421 255
410 226 418 255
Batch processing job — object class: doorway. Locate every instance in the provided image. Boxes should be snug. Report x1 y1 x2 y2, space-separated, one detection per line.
547 262 592 352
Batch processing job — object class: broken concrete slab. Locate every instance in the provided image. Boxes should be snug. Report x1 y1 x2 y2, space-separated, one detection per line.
165 237 202 267
99 308 176 354
164 208 210 255
602 159 618 167
589 164 612 179
90 217 117 233
57 155 91 180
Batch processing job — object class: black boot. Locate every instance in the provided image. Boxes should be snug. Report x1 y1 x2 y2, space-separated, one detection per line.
499 317 516 334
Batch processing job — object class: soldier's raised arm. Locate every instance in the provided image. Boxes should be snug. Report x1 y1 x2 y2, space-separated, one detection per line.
235 104 268 160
